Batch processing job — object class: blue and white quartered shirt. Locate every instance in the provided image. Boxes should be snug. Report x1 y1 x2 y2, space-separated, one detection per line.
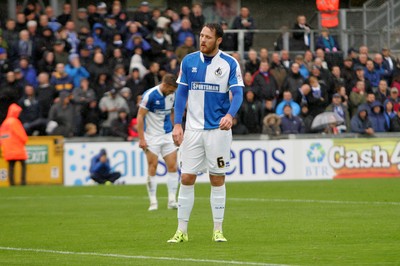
140 85 175 136
177 50 244 130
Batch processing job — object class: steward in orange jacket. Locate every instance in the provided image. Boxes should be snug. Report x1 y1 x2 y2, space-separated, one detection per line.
316 0 339 28
0 103 28 185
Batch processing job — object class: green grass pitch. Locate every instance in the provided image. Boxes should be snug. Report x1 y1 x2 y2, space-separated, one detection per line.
0 178 400 265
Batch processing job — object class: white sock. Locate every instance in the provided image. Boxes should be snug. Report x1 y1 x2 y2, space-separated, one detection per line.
146 176 157 204
167 172 179 202
211 184 226 231
177 184 194 233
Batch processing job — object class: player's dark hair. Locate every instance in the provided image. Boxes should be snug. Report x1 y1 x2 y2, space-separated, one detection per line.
203 23 224 39
162 73 178 88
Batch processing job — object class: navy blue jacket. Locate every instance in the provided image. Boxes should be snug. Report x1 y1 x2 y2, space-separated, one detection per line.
90 151 111 175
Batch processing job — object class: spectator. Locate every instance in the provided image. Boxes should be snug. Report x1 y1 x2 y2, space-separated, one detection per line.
126 68 145 102
390 106 400 132
349 80 367 117
98 88 129 136
87 52 109 85
0 103 28 186
295 55 310 79
120 87 136 119
331 65 345 89
47 91 75 137
364 60 380 90
112 64 127 91
142 62 161 89
382 48 397 83
350 104 374 135
220 21 237 51
292 15 312 51
18 84 47 135
2 71 23 101
110 108 134 140
50 63 74 93
282 63 305 99
262 114 281 136
232 7 255 51
57 3 72 26
316 28 339 52
276 90 301 116
65 54 90 88
375 79 389 104
280 49 292 70
18 56 37 87
387 87 400 112
53 39 69 65
373 53 391 83
37 50 56 75
175 18 195 47
245 49 260 75
280 104 305 134
342 57 356 94
36 72 56 119
308 75 328 112
238 89 263 133
72 78 96 135
82 99 101 135
91 23 107 53
352 66 373 94
133 1 153 31
325 93 350 132
189 3 205 36
175 36 196 63
383 99 396 130
17 30 33 59
103 15 120 44
0 48 11 77
76 8 90 30
149 27 169 64
251 60 279 103
89 149 121 185
298 103 313 133
269 52 287 90
295 83 323 118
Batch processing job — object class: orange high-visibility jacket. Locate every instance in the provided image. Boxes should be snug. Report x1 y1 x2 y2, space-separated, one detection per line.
316 0 339 28
0 103 28 161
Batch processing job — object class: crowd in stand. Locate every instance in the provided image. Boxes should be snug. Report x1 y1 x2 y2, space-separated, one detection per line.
0 1 399 140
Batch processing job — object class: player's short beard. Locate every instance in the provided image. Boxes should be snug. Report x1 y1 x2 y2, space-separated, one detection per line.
201 41 218 56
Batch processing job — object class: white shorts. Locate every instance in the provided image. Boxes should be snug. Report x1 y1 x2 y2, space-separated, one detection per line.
179 129 232 175
145 132 177 157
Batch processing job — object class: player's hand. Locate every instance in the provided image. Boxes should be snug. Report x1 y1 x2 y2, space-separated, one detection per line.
172 124 184 146
219 114 233 130
139 138 148 151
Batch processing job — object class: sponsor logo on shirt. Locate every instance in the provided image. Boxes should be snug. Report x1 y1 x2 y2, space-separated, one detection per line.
215 67 222 77
191 82 220 91
154 109 172 115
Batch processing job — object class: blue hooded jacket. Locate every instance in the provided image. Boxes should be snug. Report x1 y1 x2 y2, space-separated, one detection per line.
369 101 387 132
89 149 111 175
350 104 373 133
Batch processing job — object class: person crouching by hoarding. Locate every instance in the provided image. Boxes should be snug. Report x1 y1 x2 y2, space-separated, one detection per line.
89 149 121 185
0 103 28 186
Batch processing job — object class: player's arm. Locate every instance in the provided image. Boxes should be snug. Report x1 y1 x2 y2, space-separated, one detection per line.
219 86 243 130
137 107 149 151
172 84 188 146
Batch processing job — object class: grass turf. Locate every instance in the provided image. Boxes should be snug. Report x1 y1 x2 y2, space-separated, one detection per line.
0 178 399 266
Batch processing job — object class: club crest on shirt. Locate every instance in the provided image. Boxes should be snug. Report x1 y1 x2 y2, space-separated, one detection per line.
215 67 222 77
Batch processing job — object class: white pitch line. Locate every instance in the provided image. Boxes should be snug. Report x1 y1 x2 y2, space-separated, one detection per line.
0 246 290 266
2 195 400 206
